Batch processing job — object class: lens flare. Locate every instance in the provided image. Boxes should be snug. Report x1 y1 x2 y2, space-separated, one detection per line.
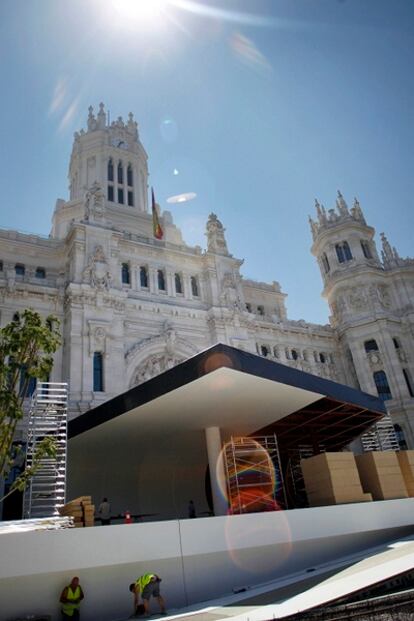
112 0 168 22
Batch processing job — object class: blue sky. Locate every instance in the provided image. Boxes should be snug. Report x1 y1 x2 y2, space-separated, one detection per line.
0 0 413 324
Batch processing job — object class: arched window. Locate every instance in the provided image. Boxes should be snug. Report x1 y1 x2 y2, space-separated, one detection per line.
335 241 353 263
127 164 133 187
364 339 378 353
117 161 123 184
140 266 148 288
15 264 25 276
175 273 182 294
291 349 298 361
402 368 414 398
245 303 252 312
121 263 130 285
393 337 401 350
35 267 46 279
360 240 372 259
191 276 199 297
373 370 392 401
319 352 326 363
321 253 330 274
158 269 166 291
394 424 408 450
257 305 264 316
260 345 269 357
93 352 104 392
107 159 114 182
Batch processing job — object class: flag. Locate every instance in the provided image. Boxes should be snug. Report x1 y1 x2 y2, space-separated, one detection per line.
151 187 163 240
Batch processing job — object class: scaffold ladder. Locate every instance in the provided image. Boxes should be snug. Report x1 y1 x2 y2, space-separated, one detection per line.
360 414 400 452
224 435 285 514
23 382 68 519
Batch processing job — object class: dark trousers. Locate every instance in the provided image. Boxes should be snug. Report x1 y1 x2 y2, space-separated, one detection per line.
62 610 80 620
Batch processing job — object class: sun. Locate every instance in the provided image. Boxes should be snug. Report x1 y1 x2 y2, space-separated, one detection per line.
112 0 168 22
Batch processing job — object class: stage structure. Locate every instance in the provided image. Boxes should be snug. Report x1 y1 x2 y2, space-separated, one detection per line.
23 382 68 519
67 344 387 519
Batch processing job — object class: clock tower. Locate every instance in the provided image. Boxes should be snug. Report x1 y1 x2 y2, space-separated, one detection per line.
51 103 151 238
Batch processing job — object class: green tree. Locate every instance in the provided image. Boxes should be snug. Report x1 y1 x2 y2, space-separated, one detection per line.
0 309 61 504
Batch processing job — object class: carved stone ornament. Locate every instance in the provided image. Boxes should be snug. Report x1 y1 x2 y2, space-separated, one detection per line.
127 320 199 386
82 245 112 290
348 287 368 311
220 272 243 312
84 181 105 222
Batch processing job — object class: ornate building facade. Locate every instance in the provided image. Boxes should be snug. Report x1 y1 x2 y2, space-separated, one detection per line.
1 104 413 448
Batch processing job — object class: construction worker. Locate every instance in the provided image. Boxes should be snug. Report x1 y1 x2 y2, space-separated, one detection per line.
129 573 166 617
60 576 84 620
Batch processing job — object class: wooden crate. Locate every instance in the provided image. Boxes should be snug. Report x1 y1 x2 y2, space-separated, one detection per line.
301 452 370 507
58 497 95 527
396 451 414 497
355 451 408 500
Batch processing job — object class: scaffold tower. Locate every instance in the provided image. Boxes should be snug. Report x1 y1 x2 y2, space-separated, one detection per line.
23 382 68 519
224 435 286 514
360 415 400 452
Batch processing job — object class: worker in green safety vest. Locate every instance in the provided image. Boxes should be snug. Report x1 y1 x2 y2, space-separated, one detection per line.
60 576 85 620
129 573 167 617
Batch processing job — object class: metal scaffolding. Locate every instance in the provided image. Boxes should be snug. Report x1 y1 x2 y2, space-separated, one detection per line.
23 382 68 519
224 435 286 514
360 414 400 452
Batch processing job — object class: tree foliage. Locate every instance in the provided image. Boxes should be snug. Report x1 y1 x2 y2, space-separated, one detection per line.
0 309 61 503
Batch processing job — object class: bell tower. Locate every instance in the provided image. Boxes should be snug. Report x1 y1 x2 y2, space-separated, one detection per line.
310 191 414 448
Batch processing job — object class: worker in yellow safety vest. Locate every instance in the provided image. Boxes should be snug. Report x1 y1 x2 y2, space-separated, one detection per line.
129 573 167 617
60 576 84 620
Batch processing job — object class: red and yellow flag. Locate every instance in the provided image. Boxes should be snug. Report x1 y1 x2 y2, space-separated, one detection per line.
151 187 163 240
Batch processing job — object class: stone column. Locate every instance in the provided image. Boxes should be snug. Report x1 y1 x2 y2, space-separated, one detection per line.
205 426 228 516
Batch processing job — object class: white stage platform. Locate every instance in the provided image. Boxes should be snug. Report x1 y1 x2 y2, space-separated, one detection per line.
0 499 413 621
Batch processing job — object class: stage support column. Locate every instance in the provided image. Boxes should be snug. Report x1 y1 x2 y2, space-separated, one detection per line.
205 426 228 516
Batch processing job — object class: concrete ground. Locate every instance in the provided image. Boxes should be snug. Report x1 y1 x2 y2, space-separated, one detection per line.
119 535 414 621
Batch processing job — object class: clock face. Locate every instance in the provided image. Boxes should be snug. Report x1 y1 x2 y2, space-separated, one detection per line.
111 138 129 150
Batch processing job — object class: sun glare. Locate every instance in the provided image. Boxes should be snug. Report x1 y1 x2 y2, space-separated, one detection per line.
112 0 168 22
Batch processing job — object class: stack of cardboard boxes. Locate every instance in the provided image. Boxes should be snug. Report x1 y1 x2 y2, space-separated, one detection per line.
301 452 372 507
397 450 414 497
355 451 408 501
58 496 95 527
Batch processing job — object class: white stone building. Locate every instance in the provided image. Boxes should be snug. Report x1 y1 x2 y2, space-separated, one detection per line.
1 104 413 448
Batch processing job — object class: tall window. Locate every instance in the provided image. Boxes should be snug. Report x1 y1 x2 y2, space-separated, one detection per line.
157 269 166 291
321 253 330 274
93 352 104 392
127 164 133 187
364 339 378 353
121 263 130 285
291 349 298 360
319 352 326 363
191 276 199 297
35 267 46 279
361 240 372 259
0 261 3 271
140 266 148 288
335 241 353 263
175 273 182 294
19 365 37 398
118 188 124 204
394 424 408 450
117 161 123 184
257 305 264 316
393 337 401 350
15 264 25 276
127 191 134 207
260 345 269 357
403 368 414 398
108 185 114 202
373 370 392 401
107 159 114 182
